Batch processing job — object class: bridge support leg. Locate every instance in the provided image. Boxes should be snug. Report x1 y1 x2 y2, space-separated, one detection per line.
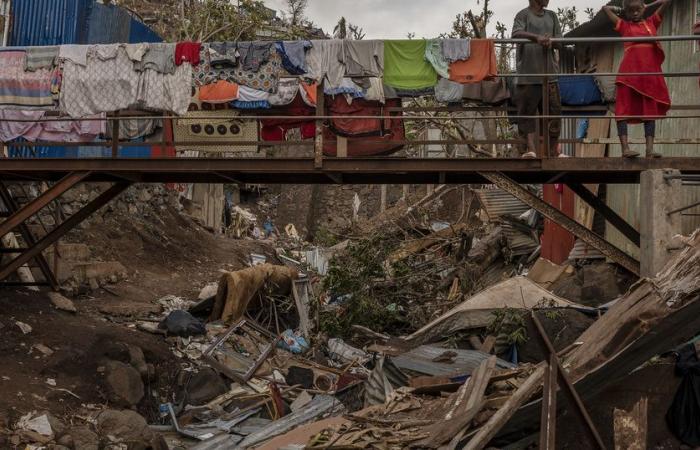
640 169 682 278
0 182 130 284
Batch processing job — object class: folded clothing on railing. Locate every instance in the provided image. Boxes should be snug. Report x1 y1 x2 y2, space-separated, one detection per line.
0 50 54 108
0 110 105 142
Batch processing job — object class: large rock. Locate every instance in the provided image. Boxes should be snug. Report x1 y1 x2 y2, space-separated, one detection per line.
127 345 149 380
102 360 144 407
47 292 77 313
184 368 228 406
95 410 167 449
66 426 99 450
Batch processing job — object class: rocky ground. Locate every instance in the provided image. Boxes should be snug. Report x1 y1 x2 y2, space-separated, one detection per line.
0 187 277 448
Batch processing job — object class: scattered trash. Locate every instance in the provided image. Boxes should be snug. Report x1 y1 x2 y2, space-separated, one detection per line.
15 321 32 334
32 344 54 356
277 329 309 355
45 378 57 387
16 412 53 440
158 310 206 337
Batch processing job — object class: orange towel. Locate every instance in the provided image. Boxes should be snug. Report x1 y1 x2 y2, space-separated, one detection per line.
449 39 497 84
199 80 239 104
300 81 318 107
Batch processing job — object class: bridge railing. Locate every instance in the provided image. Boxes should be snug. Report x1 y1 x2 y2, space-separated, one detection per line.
2 34 700 162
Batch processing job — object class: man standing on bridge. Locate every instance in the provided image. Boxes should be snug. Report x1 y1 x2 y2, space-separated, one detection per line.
512 0 563 158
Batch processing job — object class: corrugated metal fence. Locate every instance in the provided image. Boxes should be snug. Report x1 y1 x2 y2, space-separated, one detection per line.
7 0 162 158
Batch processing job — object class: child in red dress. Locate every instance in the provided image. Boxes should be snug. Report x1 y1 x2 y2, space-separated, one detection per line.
603 0 672 158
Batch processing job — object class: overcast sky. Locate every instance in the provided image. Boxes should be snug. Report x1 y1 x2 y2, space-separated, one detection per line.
263 0 609 38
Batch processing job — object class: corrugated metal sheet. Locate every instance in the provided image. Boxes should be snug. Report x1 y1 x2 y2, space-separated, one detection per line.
568 239 605 261
9 0 92 46
390 346 515 377
501 221 539 257
129 17 162 43
541 184 575 264
475 188 530 220
86 2 130 44
605 0 700 255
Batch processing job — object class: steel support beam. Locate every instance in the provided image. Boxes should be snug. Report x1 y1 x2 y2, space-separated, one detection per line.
0 183 130 284
479 172 640 275
0 171 90 238
0 183 59 290
566 183 641 247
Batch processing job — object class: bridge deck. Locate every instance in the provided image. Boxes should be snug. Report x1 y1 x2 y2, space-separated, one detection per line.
0 157 699 184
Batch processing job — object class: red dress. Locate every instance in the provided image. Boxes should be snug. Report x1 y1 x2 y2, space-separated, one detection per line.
615 13 671 123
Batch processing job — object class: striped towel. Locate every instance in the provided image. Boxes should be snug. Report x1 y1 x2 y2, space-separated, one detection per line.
25 46 59 71
0 50 53 107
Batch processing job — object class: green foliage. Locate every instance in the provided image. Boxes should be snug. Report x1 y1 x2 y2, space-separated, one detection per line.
557 7 581 35
319 235 404 339
313 226 339 248
488 308 528 347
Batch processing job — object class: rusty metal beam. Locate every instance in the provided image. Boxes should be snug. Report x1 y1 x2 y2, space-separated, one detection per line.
532 313 607 450
479 172 640 275
0 158 699 185
0 172 90 238
567 183 641 247
0 183 130 284
0 184 59 290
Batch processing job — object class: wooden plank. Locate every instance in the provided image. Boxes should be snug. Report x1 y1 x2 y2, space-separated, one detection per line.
417 356 498 449
532 313 607 450
539 353 558 450
614 397 648 450
337 136 348 158
463 364 547 450
480 336 497 354
575 114 611 229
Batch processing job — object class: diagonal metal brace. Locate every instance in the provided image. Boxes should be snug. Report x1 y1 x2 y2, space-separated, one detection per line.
0 172 90 239
0 183 130 283
0 183 59 290
566 183 640 247
479 171 640 275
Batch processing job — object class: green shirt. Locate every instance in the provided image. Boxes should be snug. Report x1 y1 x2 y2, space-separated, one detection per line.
383 40 438 90
512 8 562 85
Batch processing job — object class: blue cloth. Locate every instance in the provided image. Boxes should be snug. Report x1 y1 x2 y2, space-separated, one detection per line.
276 40 311 75
576 119 589 139
231 100 271 109
558 75 602 106
277 330 309 354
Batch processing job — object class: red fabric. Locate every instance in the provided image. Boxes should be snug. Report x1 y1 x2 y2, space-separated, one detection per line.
323 98 405 157
614 14 670 123
260 93 315 141
175 42 201 66
327 95 384 137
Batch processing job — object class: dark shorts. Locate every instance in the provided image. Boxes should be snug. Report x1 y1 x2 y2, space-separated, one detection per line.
516 83 562 138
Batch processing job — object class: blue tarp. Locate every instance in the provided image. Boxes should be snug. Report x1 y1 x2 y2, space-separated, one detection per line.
559 75 603 106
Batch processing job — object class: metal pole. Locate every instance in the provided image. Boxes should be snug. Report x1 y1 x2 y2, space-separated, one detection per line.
1 0 10 47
